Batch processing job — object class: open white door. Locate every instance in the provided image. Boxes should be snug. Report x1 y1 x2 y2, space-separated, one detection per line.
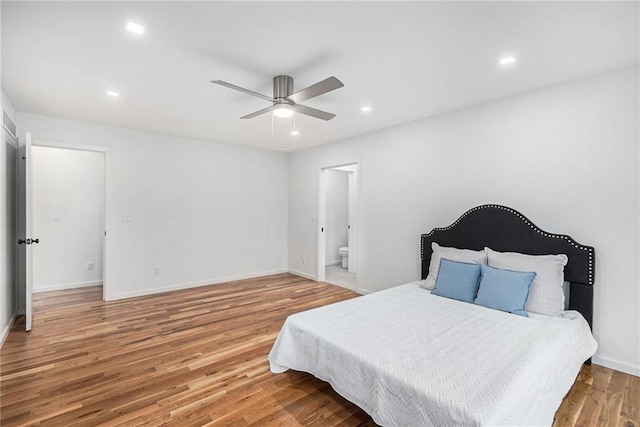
317 169 326 282
21 132 34 331
347 168 357 274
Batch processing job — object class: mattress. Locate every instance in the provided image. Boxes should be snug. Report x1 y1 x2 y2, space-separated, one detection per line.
269 282 597 426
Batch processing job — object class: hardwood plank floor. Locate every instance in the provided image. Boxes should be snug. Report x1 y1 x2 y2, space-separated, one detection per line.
1 273 637 426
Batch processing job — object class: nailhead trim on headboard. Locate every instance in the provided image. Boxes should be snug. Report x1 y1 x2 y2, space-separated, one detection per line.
420 204 594 286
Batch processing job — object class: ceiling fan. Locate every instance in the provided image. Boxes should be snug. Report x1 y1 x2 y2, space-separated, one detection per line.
211 75 344 121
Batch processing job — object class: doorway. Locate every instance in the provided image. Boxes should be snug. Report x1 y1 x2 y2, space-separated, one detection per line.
32 146 105 295
17 136 110 331
318 163 358 291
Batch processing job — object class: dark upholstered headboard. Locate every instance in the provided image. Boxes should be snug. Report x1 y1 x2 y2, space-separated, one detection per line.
421 204 595 330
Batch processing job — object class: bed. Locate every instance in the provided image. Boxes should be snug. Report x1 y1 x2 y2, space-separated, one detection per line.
269 204 598 426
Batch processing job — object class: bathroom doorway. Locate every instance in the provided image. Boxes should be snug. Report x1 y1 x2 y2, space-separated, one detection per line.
317 163 358 291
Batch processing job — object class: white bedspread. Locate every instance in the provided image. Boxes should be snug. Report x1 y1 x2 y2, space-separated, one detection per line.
269 282 597 427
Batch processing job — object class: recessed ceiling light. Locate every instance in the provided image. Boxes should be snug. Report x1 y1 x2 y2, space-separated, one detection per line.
107 90 119 97
291 130 299 136
126 22 145 35
360 105 372 113
499 56 516 66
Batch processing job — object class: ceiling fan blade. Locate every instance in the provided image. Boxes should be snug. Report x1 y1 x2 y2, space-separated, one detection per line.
295 104 336 121
211 80 276 103
287 76 344 104
240 106 273 119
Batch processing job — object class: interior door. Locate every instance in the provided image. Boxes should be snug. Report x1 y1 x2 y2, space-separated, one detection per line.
317 169 326 282
22 132 34 331
347 170 356 274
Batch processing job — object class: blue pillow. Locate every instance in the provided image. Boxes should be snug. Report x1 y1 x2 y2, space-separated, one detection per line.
474 264 536 317
431 258 481 303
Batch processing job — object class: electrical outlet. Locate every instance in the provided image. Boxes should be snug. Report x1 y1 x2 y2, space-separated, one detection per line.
302 256 306 264
87 261 94 271
153 268 160 276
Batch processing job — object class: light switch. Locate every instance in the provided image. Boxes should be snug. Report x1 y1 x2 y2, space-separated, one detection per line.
52 212 61 222
121 214 133 223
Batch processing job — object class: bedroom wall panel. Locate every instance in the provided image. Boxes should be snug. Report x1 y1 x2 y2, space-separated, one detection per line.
16 113 288 302
287 67 640 376
31 146 105 292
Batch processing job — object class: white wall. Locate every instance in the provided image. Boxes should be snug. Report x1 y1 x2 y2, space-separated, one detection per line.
32 146 105 292
325 169 349 265
17 113 288 301
288 67 640 376
1 88 19 343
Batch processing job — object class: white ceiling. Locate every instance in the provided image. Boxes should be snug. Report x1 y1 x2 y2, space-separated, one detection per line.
2 1 638 152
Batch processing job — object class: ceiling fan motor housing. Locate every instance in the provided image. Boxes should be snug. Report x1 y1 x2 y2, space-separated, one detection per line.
273 75 294 103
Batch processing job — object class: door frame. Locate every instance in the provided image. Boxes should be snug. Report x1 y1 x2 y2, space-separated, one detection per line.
317 161 360 291
30 139 111 302
1 125 19 334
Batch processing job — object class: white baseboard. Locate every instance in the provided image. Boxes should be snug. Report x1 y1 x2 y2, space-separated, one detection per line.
106 269 288 301
325 260 341 267
1 314 17 348
34 280 103 293
288 269 317 281
357 288 373 295
592 355 640 377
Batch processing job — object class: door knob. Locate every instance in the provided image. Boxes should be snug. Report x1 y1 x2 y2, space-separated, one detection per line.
17 238 39 245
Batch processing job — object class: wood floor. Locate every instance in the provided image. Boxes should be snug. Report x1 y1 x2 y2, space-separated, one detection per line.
0 273 637 427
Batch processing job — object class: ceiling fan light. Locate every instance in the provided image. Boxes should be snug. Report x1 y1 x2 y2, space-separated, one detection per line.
273 104 294 118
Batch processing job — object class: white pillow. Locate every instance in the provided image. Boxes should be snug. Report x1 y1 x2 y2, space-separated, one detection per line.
485 247 568 316
422 242 487 290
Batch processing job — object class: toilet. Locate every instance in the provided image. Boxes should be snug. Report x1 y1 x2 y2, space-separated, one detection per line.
338 247 349 269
